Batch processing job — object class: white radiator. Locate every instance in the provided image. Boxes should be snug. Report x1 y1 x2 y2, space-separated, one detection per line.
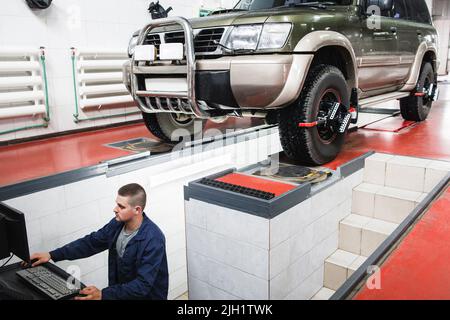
72 48 137 111
0 48 48 120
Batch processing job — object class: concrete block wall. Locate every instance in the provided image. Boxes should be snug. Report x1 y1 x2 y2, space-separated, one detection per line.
0 0 238 142
185 169 364 300
1 127 281 299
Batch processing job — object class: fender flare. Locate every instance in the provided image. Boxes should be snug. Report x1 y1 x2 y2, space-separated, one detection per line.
294 30 358 89
401 42 438 92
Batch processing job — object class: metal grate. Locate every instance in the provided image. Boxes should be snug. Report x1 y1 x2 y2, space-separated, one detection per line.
165 32 186 44
145 34 161 49
145 28 225 55
199 178 276 200
194 28 224 53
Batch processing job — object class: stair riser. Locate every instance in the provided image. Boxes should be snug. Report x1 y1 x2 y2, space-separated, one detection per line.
364 156 449 193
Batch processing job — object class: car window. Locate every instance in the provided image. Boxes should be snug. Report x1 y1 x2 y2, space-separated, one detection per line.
393 0 408 20
233 0 352 11
405 0 432 24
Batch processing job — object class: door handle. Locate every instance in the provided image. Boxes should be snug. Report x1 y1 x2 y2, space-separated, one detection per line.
417 30 423 36
373 32 390 37
390 27 397 34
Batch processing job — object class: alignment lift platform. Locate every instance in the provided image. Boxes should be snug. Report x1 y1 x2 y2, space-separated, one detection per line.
0 96 450 300
184 152 450 300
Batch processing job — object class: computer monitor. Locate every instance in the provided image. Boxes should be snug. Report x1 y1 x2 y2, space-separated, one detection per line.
0 202 30 263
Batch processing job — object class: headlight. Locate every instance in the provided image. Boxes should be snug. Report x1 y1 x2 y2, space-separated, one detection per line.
224 23 291 51
128 36 139 56
258 23 292 50
224 25 262 51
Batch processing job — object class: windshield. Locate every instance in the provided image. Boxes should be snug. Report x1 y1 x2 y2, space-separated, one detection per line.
232 0 352 11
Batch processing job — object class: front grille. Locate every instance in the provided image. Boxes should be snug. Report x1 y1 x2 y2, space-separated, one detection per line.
165 32 186 44
145 28 225 55
194 28 224 53
144 34 161 49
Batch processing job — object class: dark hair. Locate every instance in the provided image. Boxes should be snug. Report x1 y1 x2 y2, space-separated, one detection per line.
118 183 147 210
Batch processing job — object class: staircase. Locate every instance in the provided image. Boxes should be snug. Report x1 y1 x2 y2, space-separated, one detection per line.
311 153 450 300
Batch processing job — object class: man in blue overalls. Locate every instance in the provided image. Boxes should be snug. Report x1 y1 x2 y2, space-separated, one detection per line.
29 183 169 300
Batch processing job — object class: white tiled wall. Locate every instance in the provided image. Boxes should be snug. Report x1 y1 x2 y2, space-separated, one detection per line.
185 169 364 300
268 170 362 300
0 0 238 141
185 199 270 300
3 127 281 300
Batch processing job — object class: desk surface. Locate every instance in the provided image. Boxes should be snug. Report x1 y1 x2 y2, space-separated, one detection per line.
0 262 84 300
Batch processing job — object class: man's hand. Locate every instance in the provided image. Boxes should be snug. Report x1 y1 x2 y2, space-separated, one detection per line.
75 286 102 300
21 252 51 268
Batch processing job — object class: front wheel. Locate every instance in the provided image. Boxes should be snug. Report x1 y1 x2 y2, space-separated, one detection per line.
279 64 350 166
142 112 205 142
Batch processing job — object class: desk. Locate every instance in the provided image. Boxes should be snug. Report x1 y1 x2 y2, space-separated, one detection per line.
0 262 85 300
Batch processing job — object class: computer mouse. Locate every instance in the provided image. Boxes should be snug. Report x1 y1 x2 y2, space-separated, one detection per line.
21 258 41 269
72 293 89 300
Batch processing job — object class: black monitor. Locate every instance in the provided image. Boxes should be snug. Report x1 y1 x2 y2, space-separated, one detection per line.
0 202 30 263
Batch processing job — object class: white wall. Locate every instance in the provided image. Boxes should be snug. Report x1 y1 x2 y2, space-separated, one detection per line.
432 0 450 75
0 0 238 142
1 126 282 300
185 170 363 300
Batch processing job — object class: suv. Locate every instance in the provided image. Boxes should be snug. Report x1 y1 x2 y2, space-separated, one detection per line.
123 0 439 165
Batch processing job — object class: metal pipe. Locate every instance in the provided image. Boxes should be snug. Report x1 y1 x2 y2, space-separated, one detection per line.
0 123 48 136
135 90 188 99
74 111 141 123
71 48 81 120
40 47 50 121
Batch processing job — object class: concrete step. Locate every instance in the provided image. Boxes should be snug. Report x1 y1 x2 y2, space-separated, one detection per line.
363 153 450 193
311 287 336 300
352 182 427 224
323 249 367 291
339 214 398 256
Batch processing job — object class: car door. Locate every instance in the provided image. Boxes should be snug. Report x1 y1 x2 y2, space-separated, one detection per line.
391 0 419 85
403 0 434 57
358 2 401 93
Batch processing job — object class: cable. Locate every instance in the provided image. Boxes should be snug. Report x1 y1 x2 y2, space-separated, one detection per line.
1 254 14 268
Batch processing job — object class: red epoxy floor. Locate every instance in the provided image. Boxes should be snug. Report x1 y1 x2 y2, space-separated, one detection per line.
354 185 450 300
0 118 261 187
360 117 417 133
324 91 450 170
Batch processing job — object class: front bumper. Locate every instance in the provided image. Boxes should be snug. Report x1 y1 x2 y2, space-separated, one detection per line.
125 17 313 117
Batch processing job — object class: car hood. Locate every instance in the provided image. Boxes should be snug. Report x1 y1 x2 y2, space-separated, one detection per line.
142 6 344 33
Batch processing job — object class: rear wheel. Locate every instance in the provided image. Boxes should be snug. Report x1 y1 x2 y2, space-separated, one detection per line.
279 64 350 166
142 112 205 142
400 62 435 121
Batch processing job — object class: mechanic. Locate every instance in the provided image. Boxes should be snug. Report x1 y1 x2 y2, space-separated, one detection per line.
28 183 169 300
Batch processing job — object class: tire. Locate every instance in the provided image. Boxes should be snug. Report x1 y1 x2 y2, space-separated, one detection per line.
279 64 350 166
400 62 435 121
142 112 205 142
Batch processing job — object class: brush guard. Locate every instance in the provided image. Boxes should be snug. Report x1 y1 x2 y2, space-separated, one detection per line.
130 17 210 118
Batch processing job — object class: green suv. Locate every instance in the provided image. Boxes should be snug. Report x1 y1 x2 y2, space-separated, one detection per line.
123 0 439 165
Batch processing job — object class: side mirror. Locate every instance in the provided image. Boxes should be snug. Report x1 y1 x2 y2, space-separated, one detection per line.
366 0 393 14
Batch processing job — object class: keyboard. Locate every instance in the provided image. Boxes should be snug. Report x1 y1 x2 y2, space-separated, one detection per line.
16 266 80 300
